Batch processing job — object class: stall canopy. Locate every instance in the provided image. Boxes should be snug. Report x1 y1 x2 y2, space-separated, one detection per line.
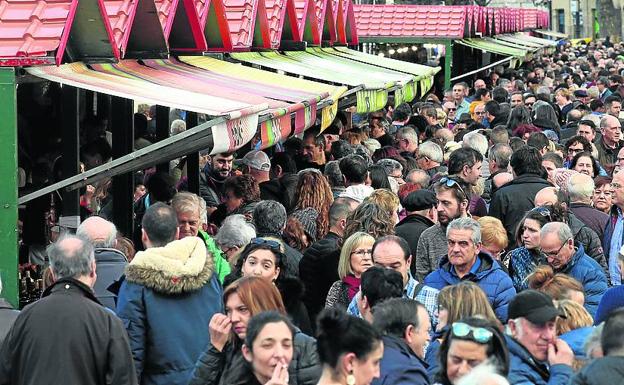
456 38 529 66
534 29 568 40
492 33 557 54
231 47 439 114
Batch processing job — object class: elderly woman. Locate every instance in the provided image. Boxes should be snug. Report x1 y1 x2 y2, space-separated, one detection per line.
325 232 375 310
214 214 256 268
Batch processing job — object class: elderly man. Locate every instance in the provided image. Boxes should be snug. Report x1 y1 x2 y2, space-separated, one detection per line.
236 150 271 184
568 173 609 240
0 235 137 385
416 177 469 281
349 235 439 327
171 192 231 283
214 214 256 263
76 216 127 310
372 298 431 385
596 115 623 166
424 217 515 321
506 290 574 385
395 126 419 158
396 190 437 276
116 203 223 385
416 141 447 178
540 222 607 318
485 144 513 201
604 168 624 285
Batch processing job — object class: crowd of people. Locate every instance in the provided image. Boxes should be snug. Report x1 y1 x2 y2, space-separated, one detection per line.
4 39 624 385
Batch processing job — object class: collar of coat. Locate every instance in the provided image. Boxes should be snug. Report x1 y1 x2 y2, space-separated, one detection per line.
125 236 215 294
43 277 101 304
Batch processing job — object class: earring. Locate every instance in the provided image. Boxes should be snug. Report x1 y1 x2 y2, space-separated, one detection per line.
346 371 356 385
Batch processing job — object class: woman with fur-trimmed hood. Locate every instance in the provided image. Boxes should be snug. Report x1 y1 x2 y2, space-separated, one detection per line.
116 203 224 385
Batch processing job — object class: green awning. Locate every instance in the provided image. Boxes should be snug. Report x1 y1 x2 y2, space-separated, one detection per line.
535 29 568 39
231 48 432 113
457 38 529 65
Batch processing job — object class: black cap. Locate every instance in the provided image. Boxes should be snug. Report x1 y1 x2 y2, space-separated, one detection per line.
574 89 588 98
403 190 437 211
508 290 565 324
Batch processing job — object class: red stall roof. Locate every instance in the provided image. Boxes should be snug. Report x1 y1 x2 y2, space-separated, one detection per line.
154 0 206 51
265 0 301 47
194 0 233 51
224 0 270 50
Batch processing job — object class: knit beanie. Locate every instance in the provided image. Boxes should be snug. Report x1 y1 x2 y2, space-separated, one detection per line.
291 208 319 242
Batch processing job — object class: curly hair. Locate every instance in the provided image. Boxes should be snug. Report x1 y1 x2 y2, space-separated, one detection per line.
364 189 400 214
295 169 334 238
282 216 309 252
224 174 260 206
343 201 394 241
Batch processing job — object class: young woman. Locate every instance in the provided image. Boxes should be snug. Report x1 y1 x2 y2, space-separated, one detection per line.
240 311 295 385
227 238 312 335
325 232 375 310
315 308 384 385
189 277 320 385
434 317 509 385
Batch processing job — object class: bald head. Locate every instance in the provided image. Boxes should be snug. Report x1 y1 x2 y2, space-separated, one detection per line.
534 187 559 206
77 216 117 248
46 235 96 285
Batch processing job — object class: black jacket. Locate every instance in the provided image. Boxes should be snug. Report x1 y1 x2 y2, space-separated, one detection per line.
489 173 552 246
299 232 341 324
570 202 609 241
189 329 320 385
0 278 137 385
259 173 299 212
571 356 624 385
93 248 127 311
0 299 18 346
395 214 435 276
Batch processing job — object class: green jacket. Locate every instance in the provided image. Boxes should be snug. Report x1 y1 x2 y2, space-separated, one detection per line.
198 230 231 284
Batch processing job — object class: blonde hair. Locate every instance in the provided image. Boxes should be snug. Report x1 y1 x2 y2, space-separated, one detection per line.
556 300 593 335
338 232 374 279
365 189 400 215
438 281 498 326
478 216 509 251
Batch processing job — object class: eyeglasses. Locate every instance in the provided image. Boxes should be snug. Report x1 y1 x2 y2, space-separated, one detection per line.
567 147 584 155
447 107 457 112
542 238 572 258
475 111 486 116
250 238 282 251
351 249 373 258
451 322 494 343
525 102 535 107
439 177 468 199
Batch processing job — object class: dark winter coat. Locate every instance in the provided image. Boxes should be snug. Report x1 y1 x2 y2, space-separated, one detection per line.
188 329 320 385
424 252 516 322
93 247 127 310
0 278 137 385
371 335 430 385
116 237 223 385
506 335 573 385
395 214 435 277
489 173 552 246
299 232 341 325
570 356 624 385
259 173 299 212
570 203 609 241
0 299 18 346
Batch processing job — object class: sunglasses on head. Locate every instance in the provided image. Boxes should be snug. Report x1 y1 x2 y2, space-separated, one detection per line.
530 206 552 220
439 177 468 199
250 238 282 251
452 322 494 344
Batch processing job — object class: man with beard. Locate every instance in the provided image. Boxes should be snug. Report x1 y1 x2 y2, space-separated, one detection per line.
414 177 469 281
199 152 234 215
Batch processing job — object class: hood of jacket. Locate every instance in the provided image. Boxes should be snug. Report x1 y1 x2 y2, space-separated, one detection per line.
126 236 214 294
396 214 435 228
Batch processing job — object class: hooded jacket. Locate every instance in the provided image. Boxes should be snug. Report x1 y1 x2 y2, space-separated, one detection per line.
489 173 551 246
424 252 516 322
93 247 127 310
558 244 608 318
505 335 573 385
116 237 223 385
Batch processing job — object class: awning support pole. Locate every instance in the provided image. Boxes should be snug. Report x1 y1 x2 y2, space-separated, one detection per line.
185 112 200 195
0 68 18 307
60 85 81 228
111 96 135 238
155 105 170 173
444 41 453 90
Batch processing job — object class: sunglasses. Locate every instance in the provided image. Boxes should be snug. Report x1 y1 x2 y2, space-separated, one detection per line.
452 322 494 344
250 238 282 251
439 177 468 199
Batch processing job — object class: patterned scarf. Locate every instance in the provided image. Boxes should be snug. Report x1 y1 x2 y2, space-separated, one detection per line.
343 274 361 301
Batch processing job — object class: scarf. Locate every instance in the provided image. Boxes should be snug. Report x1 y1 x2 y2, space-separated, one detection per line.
343 274 361 301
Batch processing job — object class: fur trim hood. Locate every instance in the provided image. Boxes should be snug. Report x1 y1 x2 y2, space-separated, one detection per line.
125 237 214 294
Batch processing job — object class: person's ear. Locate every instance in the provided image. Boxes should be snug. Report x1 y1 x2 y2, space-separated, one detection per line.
90 259 97 278
175 227 180 241
341 352 357 374
275 165 283 177
460 199 469 214
141 229 149 248
404 324 415 344
242 344 253 363
406 255 413 270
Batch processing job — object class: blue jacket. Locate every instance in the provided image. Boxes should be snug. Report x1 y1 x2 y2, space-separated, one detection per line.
559 327 594 359
559 244 608 318
371 335 430 385
424 327 447 380
506 335 573 385
424 252 516 322
116 238 224 385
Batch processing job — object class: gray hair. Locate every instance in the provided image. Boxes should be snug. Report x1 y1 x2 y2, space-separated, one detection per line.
406 169 430 187
377 158 403 175
215 214 256 249
456 362 509 385
584 323 604 359
76 216 117 248
253 200 287 236
567 173 594 203
170 119 186 135
462 131 489 156
418 141 443 163
396 126 419 145
47 235 95 280
540 222 573 243
324 160 344 188
446 217 482 244
489 144 513 169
